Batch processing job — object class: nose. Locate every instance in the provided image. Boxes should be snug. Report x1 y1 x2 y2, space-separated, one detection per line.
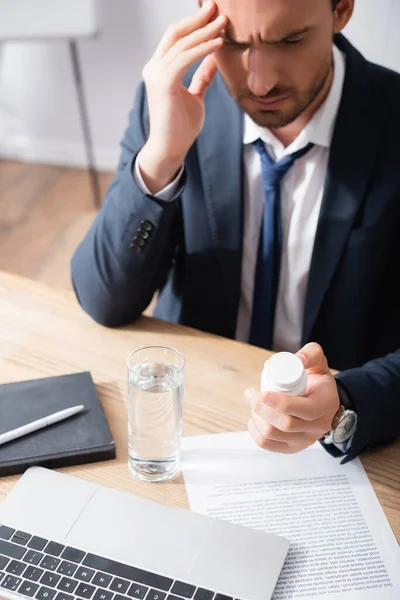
246 46 279 97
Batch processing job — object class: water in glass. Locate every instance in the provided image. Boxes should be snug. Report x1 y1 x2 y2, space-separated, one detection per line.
128 361 183 482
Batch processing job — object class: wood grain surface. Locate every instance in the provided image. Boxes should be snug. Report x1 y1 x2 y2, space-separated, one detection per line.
0 271 398 542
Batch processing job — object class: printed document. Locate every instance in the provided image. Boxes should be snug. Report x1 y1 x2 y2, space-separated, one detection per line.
181 432 400 600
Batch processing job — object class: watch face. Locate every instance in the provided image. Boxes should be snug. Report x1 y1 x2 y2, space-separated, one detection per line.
333 411 358 444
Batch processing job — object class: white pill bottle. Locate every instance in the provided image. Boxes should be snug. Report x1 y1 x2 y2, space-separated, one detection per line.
261 352 307 397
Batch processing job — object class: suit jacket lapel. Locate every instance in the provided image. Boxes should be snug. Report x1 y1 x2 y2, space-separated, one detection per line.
302 36 386 345
197 74 244 337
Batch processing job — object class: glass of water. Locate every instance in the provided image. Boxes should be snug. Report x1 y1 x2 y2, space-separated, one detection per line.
127 346 185 483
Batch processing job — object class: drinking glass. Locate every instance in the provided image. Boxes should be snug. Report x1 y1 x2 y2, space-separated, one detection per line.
127 346 185 482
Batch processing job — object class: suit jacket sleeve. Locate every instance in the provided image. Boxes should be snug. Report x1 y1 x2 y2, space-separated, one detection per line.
71 83 184 327
334 349 400 463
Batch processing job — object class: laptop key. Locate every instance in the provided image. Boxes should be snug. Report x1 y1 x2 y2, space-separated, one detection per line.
0 574 22 591
75 566 95 582
171 583 196 598
83 554 173 591
0 538 26 559
0 526 15 541
93 590 114 600
18 579 39 597
127 583 148 599
0 555 9 570
36 586 57 600
40 571 62 587
28 537 48 552
55 593 75 600
57 560 78 577
45 542 65 557
146 589 166 600
24 550 45 565
24 565 45 581
11 531 31 546
110 577 130 594
92 572 113 588
57 576 79 593
0 572 5 584
61 547 86 564
5 559 26 576
194 590 215 600
214 595 232 600
75 582 96 599
40 555 61 571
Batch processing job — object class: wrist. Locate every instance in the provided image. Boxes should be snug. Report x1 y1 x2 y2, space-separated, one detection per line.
138 144 184 195
334 379 355 411
323 381 358 452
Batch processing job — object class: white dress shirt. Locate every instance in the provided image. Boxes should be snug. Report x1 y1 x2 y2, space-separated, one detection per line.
135 45 346 353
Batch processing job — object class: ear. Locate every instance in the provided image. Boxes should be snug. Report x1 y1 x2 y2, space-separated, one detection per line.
333 0 355 34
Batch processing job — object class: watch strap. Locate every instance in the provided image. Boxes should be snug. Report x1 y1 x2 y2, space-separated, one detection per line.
323 379 358 454
334 377 355 411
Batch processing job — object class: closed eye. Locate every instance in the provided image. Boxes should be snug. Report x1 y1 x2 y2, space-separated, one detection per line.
221 36 305 48
283 38 304 45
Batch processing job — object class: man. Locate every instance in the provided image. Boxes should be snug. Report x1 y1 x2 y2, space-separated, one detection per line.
71 0 400 463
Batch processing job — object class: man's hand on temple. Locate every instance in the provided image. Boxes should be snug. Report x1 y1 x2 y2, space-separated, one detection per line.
138 0 227 194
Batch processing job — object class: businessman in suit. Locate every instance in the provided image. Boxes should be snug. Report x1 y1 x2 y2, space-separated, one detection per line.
71 0 400 462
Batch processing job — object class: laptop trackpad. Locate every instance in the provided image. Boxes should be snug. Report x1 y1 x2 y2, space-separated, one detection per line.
66 486 213 579
66 485 288 600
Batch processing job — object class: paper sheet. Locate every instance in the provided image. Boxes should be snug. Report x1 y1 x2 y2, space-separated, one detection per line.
181 432 400 600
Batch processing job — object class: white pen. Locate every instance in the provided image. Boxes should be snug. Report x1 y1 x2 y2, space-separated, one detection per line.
0 405 85 447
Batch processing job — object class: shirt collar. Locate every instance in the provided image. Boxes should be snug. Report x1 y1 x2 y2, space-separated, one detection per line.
243 45 346 158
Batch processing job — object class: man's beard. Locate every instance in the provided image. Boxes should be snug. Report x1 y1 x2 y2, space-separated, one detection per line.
228 56 332 130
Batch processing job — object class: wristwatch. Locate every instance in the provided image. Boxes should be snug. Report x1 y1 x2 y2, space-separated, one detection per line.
324 381 358 453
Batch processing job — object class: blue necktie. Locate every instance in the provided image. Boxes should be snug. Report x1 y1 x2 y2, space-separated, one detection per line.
249 139 315 350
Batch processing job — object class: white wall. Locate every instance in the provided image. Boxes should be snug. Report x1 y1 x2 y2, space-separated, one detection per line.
0 0 399 172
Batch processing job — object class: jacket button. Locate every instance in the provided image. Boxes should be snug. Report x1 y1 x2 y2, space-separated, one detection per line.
129 243 142 254
137 230 150 240
140 220 154 232
131 236 145 247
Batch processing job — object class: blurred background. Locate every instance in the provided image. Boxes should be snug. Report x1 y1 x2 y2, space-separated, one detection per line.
0 0 398 292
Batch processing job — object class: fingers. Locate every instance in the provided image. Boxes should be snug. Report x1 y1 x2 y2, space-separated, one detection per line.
251 412 314 444
254 402 326 434
248 418 292 454
145 0 226 98
155 1 220 58
244 387 263 410
296 342 330 375
263 390 322 421
245 387 329 436
166 14 226 63
245 387 321 421
188 55 218 96
169 37 224 82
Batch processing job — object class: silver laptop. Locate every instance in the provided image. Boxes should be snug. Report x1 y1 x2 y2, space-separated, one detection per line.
0 467 289 600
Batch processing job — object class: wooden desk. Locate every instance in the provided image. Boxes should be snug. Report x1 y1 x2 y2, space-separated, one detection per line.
0 272 399 542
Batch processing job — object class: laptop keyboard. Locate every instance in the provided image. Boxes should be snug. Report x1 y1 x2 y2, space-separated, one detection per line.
0 525 229 600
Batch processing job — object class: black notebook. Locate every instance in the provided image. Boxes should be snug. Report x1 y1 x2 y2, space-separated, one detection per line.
0 372 116 477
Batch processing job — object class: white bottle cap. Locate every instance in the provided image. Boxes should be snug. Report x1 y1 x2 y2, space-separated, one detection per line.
262 352 307 396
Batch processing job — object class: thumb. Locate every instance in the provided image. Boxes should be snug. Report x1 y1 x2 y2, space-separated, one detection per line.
296 342 330 375
188 54 218 98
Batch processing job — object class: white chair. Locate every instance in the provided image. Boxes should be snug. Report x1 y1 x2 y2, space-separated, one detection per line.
0 0 102 206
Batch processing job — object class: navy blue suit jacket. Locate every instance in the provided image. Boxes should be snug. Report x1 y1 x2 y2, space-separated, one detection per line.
71 35 400 461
